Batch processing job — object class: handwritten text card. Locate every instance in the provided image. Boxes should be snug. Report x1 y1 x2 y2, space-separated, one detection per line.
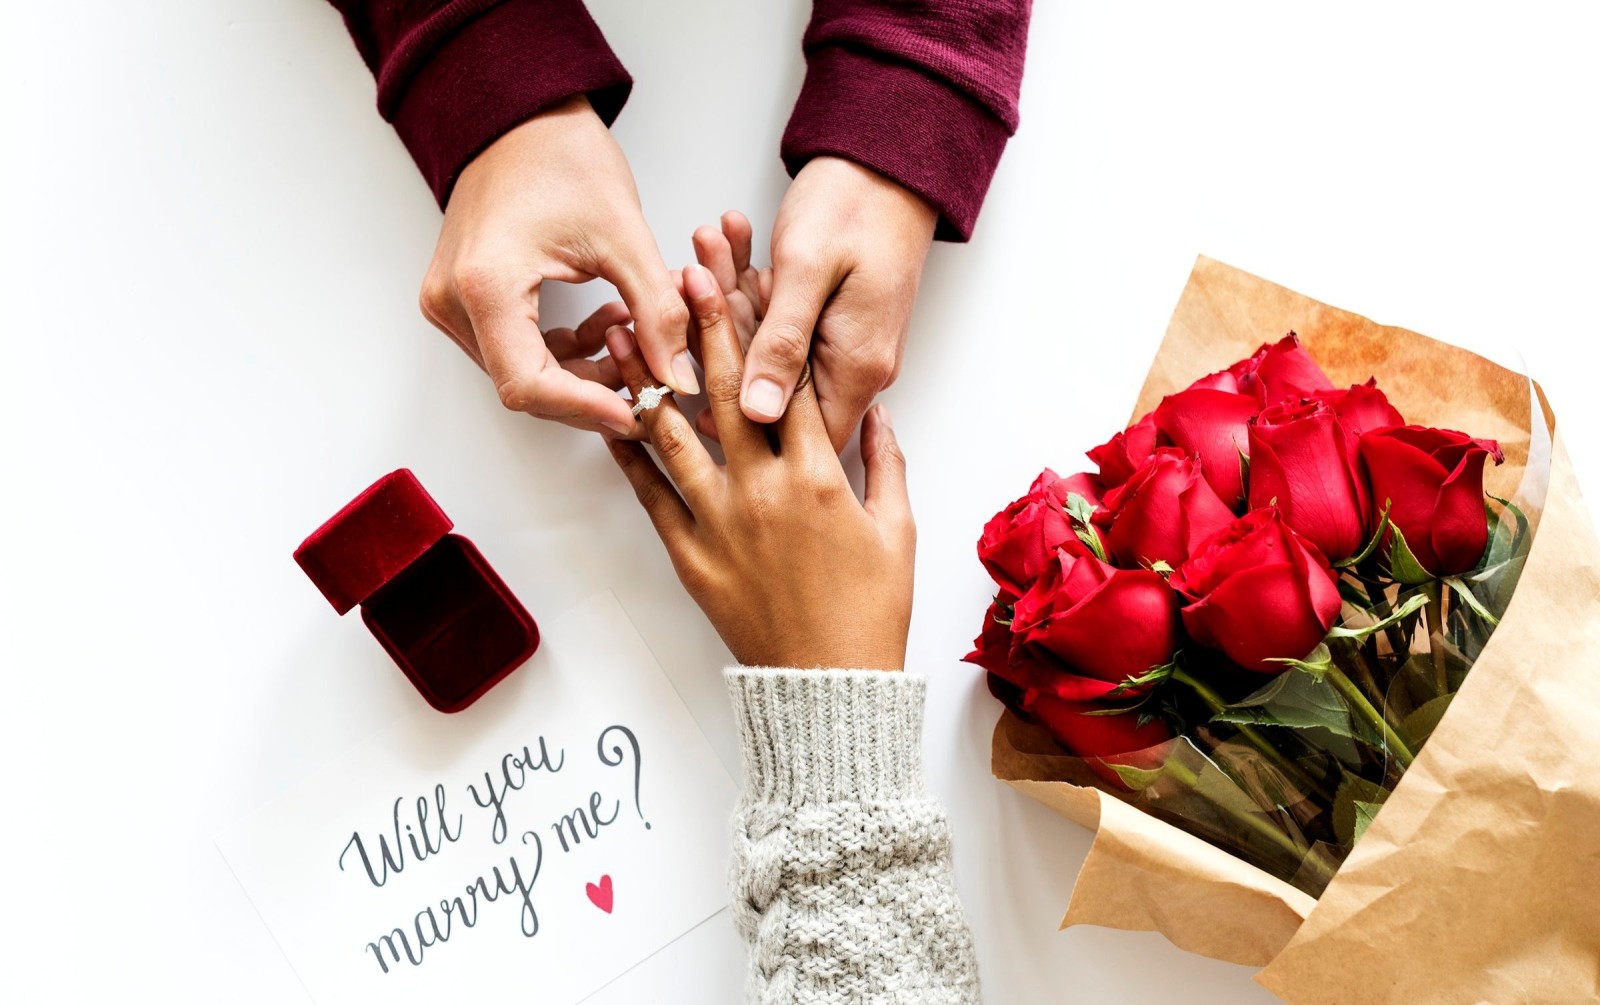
219 592 736 1003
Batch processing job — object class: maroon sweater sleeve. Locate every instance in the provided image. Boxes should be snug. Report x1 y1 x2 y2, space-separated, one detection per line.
329 0 632 207
782 0 1033 241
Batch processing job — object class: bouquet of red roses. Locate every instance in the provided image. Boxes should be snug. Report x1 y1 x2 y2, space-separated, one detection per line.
969 308 1530 898
971 259 1600 1003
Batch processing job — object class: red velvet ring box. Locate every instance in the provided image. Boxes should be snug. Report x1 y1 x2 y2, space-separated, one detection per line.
293 469 538 713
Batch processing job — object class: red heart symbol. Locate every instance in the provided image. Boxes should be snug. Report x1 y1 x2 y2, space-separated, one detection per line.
585 874 614 914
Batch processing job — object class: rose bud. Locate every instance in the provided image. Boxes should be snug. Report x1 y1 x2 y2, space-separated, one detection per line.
1247 399 1371 562
1151 387 1260 506
977 469 1098 595
1359 426 1505 576
965 596 1124 702
1023 690 1174 790
1171 509 1342 672
1097 448 1237 568
1088 413 1159 489
1227 332 1336 406
1308 378 1406 437
1011 548 1181 697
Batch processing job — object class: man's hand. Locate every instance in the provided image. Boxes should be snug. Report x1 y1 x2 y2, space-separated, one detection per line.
741 157 937 451
420 96 695 435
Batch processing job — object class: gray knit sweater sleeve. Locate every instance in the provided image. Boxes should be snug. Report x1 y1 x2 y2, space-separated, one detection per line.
725 667 980 1004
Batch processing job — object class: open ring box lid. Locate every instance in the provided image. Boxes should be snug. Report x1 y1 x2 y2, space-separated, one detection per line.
293 469 539 712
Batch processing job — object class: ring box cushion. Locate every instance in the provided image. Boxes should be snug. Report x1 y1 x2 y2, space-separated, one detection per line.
294 470 538 712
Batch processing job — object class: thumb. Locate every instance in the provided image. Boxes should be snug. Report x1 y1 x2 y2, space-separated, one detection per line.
862 404 913 548
606 226 698 397
740 265 832 423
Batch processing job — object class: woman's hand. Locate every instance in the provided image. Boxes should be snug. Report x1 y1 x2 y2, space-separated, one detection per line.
604 263 915 671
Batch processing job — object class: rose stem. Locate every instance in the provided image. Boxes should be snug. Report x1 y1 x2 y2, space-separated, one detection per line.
1163 755 1337 891
1332 641 1407 740
1171 667 1335 803
1324 664 1416 769
1426 586 1450 696
1358 577 1410 662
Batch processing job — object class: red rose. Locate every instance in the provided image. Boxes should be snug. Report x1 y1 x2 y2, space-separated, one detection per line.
1359 426 1505 576
976 469 1099 595
1088 413 1158 488
1011 549 1181 696
1171 509 1342 672
1247 399 1371 562
1098 449 1237 568
1308 379 1405 437
1227 333 1335 405
1023 690 1174 790
1151 388 1259 506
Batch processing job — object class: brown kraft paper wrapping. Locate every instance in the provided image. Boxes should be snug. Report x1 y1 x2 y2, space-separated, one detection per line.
991 257 1600 1001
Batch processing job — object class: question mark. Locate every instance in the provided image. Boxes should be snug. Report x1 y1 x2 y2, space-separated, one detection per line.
597 724 650 830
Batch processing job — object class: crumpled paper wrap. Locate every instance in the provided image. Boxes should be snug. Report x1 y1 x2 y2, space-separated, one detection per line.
992 257 1600 1002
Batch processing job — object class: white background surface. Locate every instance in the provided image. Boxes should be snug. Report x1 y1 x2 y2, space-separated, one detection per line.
4 2 1598 1002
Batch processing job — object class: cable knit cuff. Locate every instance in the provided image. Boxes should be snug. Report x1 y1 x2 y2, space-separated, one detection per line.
781 46 1013 242
379 0 632 208
726 667 926 806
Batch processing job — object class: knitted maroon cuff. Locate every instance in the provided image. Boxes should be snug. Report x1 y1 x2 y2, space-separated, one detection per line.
781 46 1013 242
380 0 632 208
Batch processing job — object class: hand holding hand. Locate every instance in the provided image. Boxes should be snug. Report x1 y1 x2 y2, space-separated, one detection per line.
741 157 936 450
420 97 695 435
606 264 915 671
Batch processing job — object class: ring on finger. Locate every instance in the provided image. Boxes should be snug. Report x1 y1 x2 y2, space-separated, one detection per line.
631 385 673 417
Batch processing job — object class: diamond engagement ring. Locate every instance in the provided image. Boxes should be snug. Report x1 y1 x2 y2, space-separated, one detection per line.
631 385 672 416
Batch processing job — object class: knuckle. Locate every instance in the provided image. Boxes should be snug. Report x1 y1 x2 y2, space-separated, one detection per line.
452 262 500 304
706 368 744 406
863 348 899 388
495 378 533 413
632 476 669 513
659 293 691 336
674 555 715 597
418 270 451 319
759 323 810 372
650 421 691 462
877 437 908 471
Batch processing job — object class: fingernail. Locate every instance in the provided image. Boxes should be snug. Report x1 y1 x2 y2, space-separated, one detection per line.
603 418 633 436
877 403 893 429
744 377 785 420
606 326 636 360
682 263 714 300
671 351 700 396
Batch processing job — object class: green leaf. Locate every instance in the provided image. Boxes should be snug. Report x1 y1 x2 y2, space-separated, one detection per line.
1334 502 1392 568
1351 800 1385 845
1327 592 1430 641
1264 642 1333 677
1104 760 1164 791
1108 658 1177 697
1332 772 1391 848
1237 444 1251 499
1488 493 1530 556
1074 526 1108 563
1400 692 1455 746
1213 667 1381 745
1226 671 1295 709
1064 491 1097 525
1065 491 1109 562
1444 576 1500 627
1082 703 1142 716
1385 522 1435 585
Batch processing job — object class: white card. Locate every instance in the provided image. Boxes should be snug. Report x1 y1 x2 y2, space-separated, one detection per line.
219 592 736 1004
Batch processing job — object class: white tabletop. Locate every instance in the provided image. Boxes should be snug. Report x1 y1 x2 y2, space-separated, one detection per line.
6 2 1598 1001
